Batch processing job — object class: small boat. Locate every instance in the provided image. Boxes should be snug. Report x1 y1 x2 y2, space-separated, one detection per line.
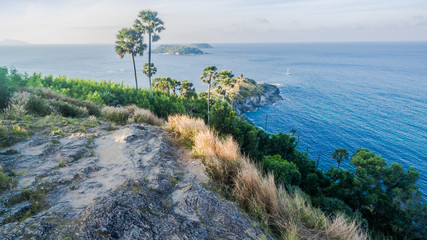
286 67 291 75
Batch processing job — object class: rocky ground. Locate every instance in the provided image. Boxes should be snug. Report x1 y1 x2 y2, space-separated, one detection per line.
232 83 283 115
0 122 271 239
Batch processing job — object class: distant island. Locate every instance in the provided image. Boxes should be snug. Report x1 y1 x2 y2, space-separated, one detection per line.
153 43 212 55
188 43 213 49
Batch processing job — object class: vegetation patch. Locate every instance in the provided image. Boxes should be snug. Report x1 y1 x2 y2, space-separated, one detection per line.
168 114 367 239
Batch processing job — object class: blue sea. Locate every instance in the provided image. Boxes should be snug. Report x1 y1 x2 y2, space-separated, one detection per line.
1 42 426 198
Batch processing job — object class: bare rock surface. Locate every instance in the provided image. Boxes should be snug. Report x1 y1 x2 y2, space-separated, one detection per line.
0 123 270 239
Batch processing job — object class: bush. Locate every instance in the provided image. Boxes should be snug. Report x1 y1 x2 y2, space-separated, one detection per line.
127 105 163 126
49 100 88 118
101 106 130 125
26 95 53 116
0 169 12 192
5 91 30 117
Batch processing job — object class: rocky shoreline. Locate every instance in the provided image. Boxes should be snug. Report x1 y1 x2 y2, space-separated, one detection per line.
232 83 283 116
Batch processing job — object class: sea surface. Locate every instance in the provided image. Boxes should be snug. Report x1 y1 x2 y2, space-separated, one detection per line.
1 42 426 198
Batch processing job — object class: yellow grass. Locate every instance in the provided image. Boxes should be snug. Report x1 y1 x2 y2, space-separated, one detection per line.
167 114 208 142
326 215 367 240
233 158 278 221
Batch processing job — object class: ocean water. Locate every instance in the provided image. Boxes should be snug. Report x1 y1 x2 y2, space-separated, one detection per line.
1 42 426 198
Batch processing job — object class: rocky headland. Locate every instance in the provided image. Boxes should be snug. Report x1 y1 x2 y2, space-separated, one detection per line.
232 83 283 116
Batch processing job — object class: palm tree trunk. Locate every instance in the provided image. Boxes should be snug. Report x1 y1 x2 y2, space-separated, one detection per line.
208 84 210 124
148 32 153 97
132 53 138 90
338 160 341 169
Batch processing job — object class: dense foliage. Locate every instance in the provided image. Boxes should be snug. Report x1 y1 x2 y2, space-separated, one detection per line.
0 67 425 239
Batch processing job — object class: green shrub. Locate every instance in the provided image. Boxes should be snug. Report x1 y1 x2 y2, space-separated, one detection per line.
26 95 52 116
101 106 130 125
49 100 88 118
0 170 12 192
82 100 102 117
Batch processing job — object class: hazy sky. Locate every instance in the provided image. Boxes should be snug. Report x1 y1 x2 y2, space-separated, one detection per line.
1 0 426 44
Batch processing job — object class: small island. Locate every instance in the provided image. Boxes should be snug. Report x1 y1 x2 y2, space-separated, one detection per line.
188 43 213 49
153 44 204 55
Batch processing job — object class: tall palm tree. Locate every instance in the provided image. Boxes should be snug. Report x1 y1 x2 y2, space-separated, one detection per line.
135 10 165 97
201 65 218 124
115 28 146 90
332 147 349 169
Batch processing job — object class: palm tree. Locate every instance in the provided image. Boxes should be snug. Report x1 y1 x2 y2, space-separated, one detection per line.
332 147 349 169
135 10 165 97
290 129 297 136
115 28 146 90
216 70 234 99
201 65 218 123
143 63 157 80
169 79 180 95
179 80 196 99
152 77 170 94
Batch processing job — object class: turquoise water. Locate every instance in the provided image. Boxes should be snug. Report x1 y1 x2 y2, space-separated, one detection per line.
1 42 426 198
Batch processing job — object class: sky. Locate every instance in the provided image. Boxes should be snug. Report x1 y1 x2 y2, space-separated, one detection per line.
0 0 426 44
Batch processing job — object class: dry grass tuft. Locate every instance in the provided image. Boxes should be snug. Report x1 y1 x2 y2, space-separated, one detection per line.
167 114 208 142
127 105 163 126
326 215 367 240
233 158 278 222
193 129 217 157
214 135 240 162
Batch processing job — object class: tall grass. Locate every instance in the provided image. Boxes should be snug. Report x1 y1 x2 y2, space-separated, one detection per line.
167 114 367 240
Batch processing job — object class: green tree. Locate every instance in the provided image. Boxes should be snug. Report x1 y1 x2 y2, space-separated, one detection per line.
135 10 165 98
143 63 157 79
332 147 348 169
200 65 218 123
115 28 146 90
262 155 301 186
168 79 180 95
152 77 171 94
179 80 196 99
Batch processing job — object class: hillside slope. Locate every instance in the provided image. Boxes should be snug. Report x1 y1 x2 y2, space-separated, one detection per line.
0 122 271 239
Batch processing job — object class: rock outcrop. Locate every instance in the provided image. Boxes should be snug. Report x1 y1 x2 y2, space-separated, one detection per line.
232 83 283 115
0 123 271 239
